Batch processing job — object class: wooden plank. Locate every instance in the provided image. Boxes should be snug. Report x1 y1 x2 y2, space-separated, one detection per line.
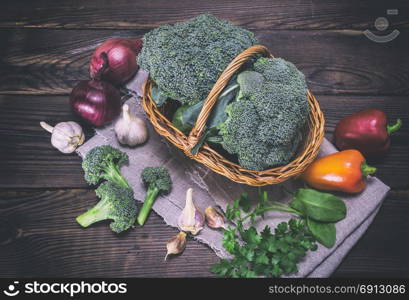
0 189 218 277
0 188 407 277
0 95 91 188
0 0 408 30
0 29 145 95
1 94 408 189
0 28 408 95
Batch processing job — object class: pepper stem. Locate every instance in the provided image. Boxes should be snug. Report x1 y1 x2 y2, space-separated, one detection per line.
40 121 54 133
387 119 402 135
361 162 377 177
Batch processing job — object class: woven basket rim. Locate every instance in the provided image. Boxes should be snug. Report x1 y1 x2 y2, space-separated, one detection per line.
141 45 325 186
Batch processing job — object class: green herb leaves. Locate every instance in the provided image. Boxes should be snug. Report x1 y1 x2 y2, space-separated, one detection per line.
290 189 347 222
306 219 336 248
289 188 346 247
211 219 317 278
211 188 348 278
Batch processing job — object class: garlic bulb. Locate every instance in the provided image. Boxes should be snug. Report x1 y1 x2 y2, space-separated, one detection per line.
165 231 187 261
178 188 204 235
40 121 85 154
114 104 148 147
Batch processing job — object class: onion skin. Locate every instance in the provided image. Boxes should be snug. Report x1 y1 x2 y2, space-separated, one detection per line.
70 79 121 127
89 38 142 85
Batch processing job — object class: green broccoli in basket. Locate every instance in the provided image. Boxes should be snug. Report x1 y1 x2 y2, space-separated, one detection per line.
212 57 309 170
137 167 172 226
138 13 257 105
76 181 137 233
168 57 309 171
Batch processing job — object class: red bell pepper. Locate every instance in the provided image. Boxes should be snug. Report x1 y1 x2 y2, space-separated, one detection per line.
334 109 402 159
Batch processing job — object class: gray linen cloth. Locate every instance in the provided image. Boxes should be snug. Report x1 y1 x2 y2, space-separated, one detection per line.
76 70 389 277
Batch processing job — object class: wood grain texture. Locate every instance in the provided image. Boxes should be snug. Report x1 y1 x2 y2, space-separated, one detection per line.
0 95 92 189
0 189 218 277
0 28 408 95
0 0 408 30
1 94 408 189
0 1 408 278
0 188 407 277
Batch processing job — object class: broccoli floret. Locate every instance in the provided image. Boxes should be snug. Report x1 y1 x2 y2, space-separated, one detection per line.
138 14 257 105
218 57 309 171
76 181 137 233
82 145 130 188
236 70 264 97
137 167 172 226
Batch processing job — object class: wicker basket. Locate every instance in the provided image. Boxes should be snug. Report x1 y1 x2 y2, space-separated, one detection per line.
141 45 324 186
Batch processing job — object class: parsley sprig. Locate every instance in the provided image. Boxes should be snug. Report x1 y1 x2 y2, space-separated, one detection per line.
211 189 347 278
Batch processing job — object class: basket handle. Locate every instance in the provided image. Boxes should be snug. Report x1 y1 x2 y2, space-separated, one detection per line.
187 45 272 152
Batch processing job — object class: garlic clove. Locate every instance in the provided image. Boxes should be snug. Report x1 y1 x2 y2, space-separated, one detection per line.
66 121 85 146
114 104 148 147
40 121 85 154
205 206 226 229
178 188 204 235
165 231 187 261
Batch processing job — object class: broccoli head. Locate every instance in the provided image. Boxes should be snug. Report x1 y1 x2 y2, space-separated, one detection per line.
138 14 257 105
76 181 137 233
137 167 172 225
82 145 130 188
218 57 309 171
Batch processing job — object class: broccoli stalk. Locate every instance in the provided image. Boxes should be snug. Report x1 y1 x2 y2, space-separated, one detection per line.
103 162 130 189
137 187 159 226
76 181 137 233
82 145 130 188
137 167 172 226
76 204 110 228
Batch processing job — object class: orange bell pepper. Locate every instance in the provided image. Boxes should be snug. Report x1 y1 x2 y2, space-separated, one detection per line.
301 149 376 194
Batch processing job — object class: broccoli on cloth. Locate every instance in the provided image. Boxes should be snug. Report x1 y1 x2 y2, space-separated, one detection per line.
76 181 137 233
82 145 130 188
137 167 172 226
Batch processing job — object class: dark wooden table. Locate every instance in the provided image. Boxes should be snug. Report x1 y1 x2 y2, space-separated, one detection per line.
0 0 408 277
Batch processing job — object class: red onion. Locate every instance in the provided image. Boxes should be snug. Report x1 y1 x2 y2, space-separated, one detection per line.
89 38 142 85
70 54 121 127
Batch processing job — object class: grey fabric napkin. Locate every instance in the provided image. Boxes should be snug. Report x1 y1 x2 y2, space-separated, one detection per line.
76 71 390 277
